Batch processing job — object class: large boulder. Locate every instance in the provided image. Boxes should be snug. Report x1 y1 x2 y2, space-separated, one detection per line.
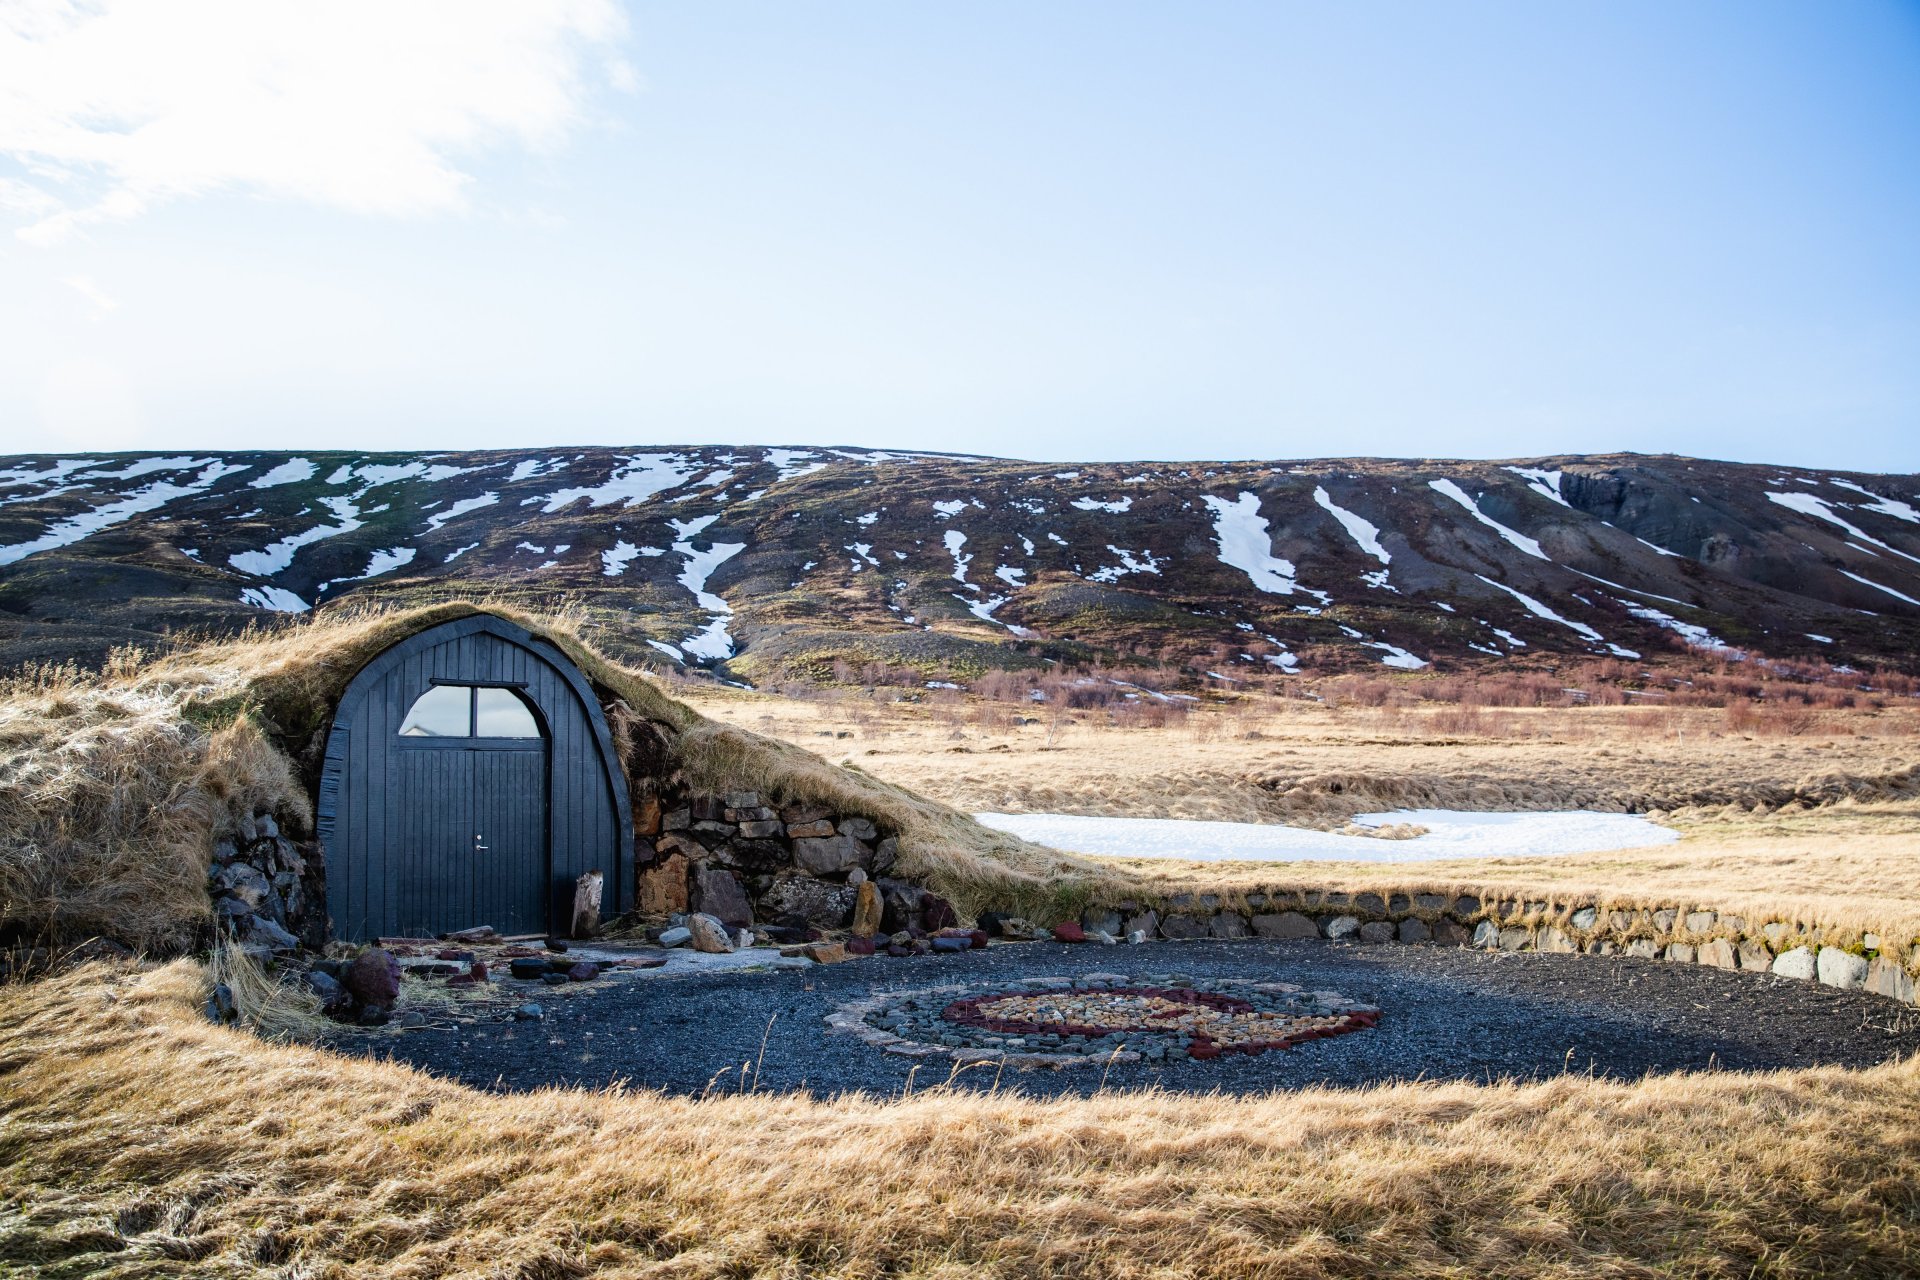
1816 947 1868 991
344 949 402 1009
686 913 736 954
1251 911 1318 940
759 877 857 929
636 852 690 915
850 881 883 938
792 835 863 876
692 867 753 927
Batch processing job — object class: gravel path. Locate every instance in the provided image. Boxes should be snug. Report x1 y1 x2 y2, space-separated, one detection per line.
341 940 1920 1099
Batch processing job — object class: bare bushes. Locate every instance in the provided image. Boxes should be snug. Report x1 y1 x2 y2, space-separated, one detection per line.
0 684 306 952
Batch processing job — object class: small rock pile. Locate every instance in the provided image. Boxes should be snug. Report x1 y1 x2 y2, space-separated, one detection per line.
829 974 1378 1069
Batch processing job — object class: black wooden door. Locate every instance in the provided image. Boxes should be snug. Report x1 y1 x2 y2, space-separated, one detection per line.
471 746 549 935
389 742 547 936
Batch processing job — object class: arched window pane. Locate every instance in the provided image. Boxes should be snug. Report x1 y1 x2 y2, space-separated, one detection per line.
399 685 470 737
475 686 541 738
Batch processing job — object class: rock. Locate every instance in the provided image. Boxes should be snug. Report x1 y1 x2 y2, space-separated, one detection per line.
1570 907 1598 930
1537 927 1576 954
446 924 498 943
1397 918 1431 944
976 911 1016 938
725 790 762 810
396 1010 428 1028
781 803 831 826
848 867 868 885
786 820 836 839
1453 896 1481 916
1052 922 1087 943
1123 909 1160 939
657 926 692 948
737 820 784 839
1432 918 1472 946
1414 893 1447 910
845 937 877 956
1697 939 1737 969
687 913 736 954
1357 921 1396 944
241 915 300 952
1762 922 1793 947
931 936 969 953
1090 930 1119 945
1866 957 1915 1003
1736 940 1773 971
1772 946 1817 981
1471 921 1499 948
1354 893 1387 915
1665 943 1696 964
509 957 550 979
344 949 402 1008
872 836 901 874
514 1003 544 1021
1160 914 1208 940
1081 909 1124 937
304 970 351 1015
921 893 959 931
567 962 600 982
358 1005 391 1027
1126 930 1149 944
850 880 883 938
838 816 878 841
1625 939 1661 959
879 882 923 933
690 796 727 823
759 877 857 928
1209 913 1251 940
806 941 852 964
1652 908 1678 932
1323 915 1361 941
636 853 691 916
1498 927 1531 952
793 835 863 876
205 982 236 1024
692 867 754 927
1251 911 1319 940
1816 948 1868 991
1685 911 1716 933
215 862 274 909
1388 894 1411 913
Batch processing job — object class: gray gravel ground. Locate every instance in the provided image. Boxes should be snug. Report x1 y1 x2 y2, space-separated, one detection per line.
342 939 1920 1098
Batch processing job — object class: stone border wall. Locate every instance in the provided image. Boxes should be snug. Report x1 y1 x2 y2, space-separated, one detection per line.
1081 890 1918 1006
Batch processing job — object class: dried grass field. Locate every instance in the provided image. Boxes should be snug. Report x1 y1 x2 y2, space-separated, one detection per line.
3 624 1920 1277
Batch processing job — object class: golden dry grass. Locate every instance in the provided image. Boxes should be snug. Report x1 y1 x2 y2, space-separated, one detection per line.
1 961 1917 1279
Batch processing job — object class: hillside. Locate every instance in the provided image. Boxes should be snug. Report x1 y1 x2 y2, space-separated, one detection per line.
2 446 1917 683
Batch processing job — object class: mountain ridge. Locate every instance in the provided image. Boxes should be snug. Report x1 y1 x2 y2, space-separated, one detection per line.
3 446 1917 683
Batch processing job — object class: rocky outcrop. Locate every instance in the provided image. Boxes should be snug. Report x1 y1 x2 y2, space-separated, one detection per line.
208 810 320 961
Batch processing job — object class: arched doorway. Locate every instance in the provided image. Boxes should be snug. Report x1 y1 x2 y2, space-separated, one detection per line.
318 614 634 941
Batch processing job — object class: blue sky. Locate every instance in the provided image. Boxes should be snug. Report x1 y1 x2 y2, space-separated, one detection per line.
2 1 1917 468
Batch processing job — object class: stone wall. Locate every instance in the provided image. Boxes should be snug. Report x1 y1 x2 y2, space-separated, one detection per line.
1080 889 1919 1006
210 809 322 960
634 791 917 933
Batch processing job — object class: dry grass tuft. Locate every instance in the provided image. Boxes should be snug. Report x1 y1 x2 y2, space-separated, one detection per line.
208 938 330 1042
1 962 1916 1278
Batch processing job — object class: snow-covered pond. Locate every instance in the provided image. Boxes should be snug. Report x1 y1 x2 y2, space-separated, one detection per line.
973 809 1678 863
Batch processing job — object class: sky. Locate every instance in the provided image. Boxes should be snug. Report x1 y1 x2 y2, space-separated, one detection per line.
2 1 1917 469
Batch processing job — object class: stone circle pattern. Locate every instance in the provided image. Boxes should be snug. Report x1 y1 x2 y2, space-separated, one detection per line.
826 973 1379 1069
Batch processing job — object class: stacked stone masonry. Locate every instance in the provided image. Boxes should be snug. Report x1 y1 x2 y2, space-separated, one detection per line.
634 792 905 933
1080 890 1919 1006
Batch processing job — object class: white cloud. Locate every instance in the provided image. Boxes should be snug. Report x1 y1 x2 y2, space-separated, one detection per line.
0 0 630 243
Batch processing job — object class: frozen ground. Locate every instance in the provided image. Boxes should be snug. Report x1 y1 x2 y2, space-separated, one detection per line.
973 808 1680 863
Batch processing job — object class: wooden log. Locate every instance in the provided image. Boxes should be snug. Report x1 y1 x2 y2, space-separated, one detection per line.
571 870 604 939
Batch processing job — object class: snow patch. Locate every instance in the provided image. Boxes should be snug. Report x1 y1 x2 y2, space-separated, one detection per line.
1071 495 1133 513
238 586 310 613
601 540 665 576
1830 478 1920 524
0 461 248 568
1502 466 1571 507
671 518 747 660
1203 492 1302 595
541 454 693 512
1616 599 1735 652
249 458 317 489
1768 491 1920 564
943 529 973 585
765 449 829 481
973 809 1678 863
1087 545 1162 583
1473 574 1604 641
1313 486 1391 575
424 492 499 531
1840 570 1920 607
1429 478 1548 560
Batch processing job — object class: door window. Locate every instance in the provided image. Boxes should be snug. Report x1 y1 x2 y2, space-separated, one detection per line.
398 685 543 738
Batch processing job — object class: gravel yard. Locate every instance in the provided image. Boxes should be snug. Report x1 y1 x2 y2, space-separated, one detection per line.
339 939 1920 1099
